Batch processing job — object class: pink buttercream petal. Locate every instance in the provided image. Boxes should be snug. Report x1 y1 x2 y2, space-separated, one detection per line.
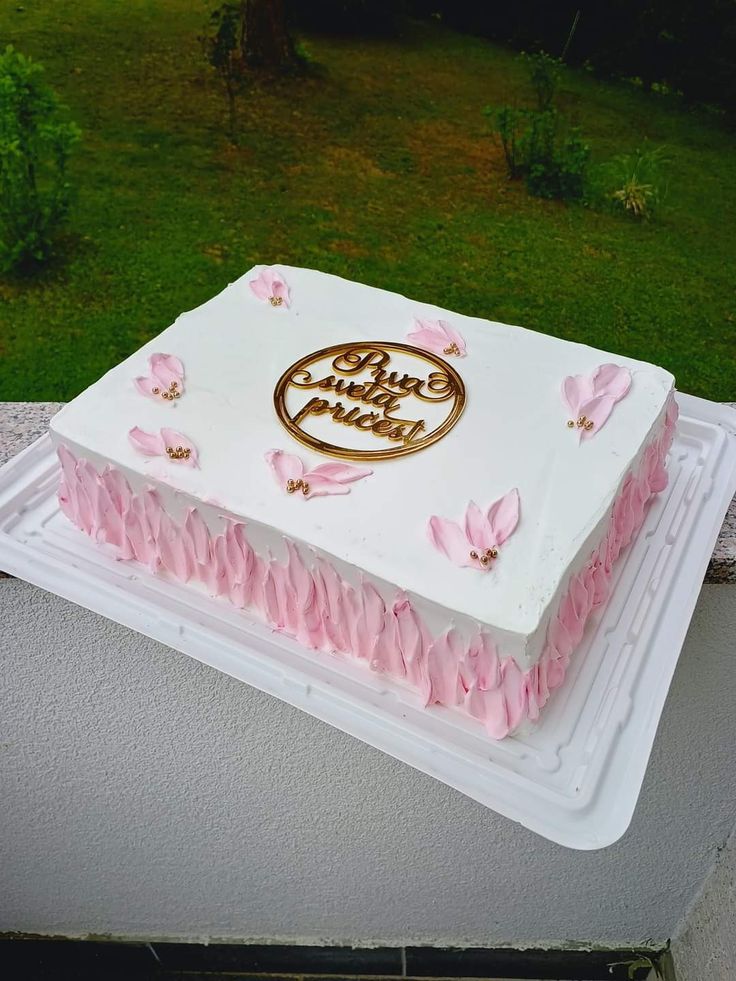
270 276 291 308
407 318 466 356
302 476 352 498
406 326 447 355
578 394 616 440
464 500 493 551
487 488 520 547
441 320 467 356
426 629 464 706
150 353 184 391
134 376 156 399
592 363 631 401
561 374 587 416
427 516 473 567
128 427 165 457
160 428 199 467
249 270 272 300
307 462 372 484
265 449 304 488
564 364 632 436
249 267 290 307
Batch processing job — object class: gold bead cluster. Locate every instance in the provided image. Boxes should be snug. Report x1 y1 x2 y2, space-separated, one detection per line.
470 546 498 566
443 342 461 356
152 380 181 401
567 415 594 431
166 445 191 461
286 477 310 496
269 295 284 307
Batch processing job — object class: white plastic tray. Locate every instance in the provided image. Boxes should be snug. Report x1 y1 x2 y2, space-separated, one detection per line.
1 393 735 849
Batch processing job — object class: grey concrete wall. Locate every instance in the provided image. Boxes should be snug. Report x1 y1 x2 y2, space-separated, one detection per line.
1 575 735 948
672 824 736 980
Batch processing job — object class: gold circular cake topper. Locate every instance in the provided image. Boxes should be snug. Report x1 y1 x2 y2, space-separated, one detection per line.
273 342 466 462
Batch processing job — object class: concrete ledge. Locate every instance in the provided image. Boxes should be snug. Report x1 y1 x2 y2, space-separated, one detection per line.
1 400 733 584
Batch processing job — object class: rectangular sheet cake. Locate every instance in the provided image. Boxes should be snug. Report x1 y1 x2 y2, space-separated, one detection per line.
50 264 677 738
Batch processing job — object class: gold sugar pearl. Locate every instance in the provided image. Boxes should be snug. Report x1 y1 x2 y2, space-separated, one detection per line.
302 482 310 496
585 420 594 431
269 296 283 307
152 387 160 395
469 550 479 560
567 419 575 428
173 390 181 398
480 554 489 565
489 547 498 559
166 446 174 455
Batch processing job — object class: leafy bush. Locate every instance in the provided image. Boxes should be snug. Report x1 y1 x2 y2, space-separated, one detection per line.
485 46 589 202
520 50 563 112
0 46 81 274
487 106 590 201
523 113 589 199
593 146 669 219
492 105 526 179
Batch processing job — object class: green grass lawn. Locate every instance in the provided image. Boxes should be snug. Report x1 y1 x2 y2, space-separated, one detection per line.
1 0 735 401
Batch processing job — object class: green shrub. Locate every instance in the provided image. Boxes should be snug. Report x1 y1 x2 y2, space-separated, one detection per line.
523 113 590 199
594 145 669 219
520 50 563 112
491 105 526 178
487 106 590 201
0 46 81 274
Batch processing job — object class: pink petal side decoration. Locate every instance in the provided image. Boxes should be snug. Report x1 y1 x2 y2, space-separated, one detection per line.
128 427 165 457
407 317 466 357
486 488 520 546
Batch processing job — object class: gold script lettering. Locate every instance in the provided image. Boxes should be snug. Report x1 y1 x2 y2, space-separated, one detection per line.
274 342 465 461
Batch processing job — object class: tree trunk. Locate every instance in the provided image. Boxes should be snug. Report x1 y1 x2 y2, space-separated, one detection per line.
240 0 297 71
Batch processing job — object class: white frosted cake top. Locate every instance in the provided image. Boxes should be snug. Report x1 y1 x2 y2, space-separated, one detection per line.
51 264 673 657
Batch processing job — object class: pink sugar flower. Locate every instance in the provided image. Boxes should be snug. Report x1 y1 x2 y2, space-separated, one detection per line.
428 489 520 571
249 267 291 308
128 427 199 468
134 353 185 402
407 317 466 357
265 449 371 500
561 363 632 440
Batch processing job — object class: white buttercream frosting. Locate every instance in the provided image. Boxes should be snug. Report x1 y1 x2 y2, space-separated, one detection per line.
50 264 674 667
